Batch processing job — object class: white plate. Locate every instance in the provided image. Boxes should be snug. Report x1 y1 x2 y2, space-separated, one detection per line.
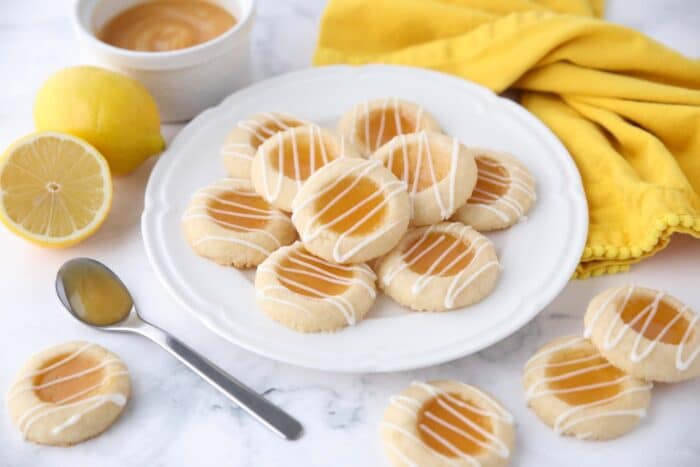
142 65 587 372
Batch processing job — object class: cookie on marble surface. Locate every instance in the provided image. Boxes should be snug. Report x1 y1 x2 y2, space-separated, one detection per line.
251 125 361 212
371 131 477 226
375 222 500 311
291 158 410 264
381 380 515 467
451 149 535 231
584 285 700 382
523 335 652 440
337 97 442 156
221 112 309 180
6 341 130 446
255 241 377 332
182 178 297 268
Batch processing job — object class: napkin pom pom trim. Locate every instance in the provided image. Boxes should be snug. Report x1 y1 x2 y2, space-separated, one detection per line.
575 213 700 279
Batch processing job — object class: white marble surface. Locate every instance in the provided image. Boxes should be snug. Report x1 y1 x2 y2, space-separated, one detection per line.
1 1 699 466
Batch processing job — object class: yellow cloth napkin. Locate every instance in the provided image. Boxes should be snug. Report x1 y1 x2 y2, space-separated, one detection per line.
314 0 700 278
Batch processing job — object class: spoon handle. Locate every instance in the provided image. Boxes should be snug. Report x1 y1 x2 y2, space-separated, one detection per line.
137 322 303 440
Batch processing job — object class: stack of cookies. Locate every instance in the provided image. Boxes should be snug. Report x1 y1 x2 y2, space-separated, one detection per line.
183 98 536 333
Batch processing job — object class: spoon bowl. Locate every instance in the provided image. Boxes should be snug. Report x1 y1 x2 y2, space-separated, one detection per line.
56 258 135 327
55 257 303 441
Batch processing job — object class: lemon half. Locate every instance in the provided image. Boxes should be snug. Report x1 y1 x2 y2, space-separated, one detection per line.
0 132 113 247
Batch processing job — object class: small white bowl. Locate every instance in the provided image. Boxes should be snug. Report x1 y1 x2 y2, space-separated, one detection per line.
73 0 256 122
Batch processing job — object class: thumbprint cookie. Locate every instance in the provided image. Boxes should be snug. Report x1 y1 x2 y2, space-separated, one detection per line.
381 380 515 467
523 336 652 440
452 149 536 231
372 131 477 226
291 158 410 264
221 112 309 179
182 178 296 268
251 125 361 211
6 341 130 446
375 222 500 311
338 97 442 156
584 286 700 382
255 241 377 332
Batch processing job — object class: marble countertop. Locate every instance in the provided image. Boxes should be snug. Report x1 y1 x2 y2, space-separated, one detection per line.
1 1 699 466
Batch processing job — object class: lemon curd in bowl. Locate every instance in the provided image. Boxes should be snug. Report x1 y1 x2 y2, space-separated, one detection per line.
74 0 255 121
98 0 237 52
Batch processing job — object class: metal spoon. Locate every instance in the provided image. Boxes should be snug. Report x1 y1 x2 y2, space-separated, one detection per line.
55 257 303 441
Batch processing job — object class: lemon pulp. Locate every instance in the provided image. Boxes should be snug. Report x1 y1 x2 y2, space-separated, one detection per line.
0 132 112 247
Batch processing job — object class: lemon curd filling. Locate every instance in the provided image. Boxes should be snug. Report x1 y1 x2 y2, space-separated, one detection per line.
386 138 450 191
270 131 334 181
34 354 105 403
277 247 352 297
417 393 493 457
468 157 509 204
99 1 237 52
361 108 417 151
405 232 474 276
546 348 624 406
620 295 690 344
207 190 273 231
248 118 305 148
315 177 387 236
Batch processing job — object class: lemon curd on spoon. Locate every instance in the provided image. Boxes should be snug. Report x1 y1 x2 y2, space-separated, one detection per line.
98 1 237 52
59 260 133 326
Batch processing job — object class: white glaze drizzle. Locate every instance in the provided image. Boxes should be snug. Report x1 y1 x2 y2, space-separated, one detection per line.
220 142 256 162
381 223 500 308
182 178 292 255
467 155 536 223
9 343 128 438
385 131 460 220
21 392 128 437
351 97 425 152
256 244 376 326
49 393 127 435
221 112 303 161
292 159 408 263
382 381 513 467
259 125 341 203
524 336 652 437
584 286 700 371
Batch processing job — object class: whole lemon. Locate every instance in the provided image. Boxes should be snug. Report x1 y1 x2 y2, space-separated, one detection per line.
34 66 165 176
